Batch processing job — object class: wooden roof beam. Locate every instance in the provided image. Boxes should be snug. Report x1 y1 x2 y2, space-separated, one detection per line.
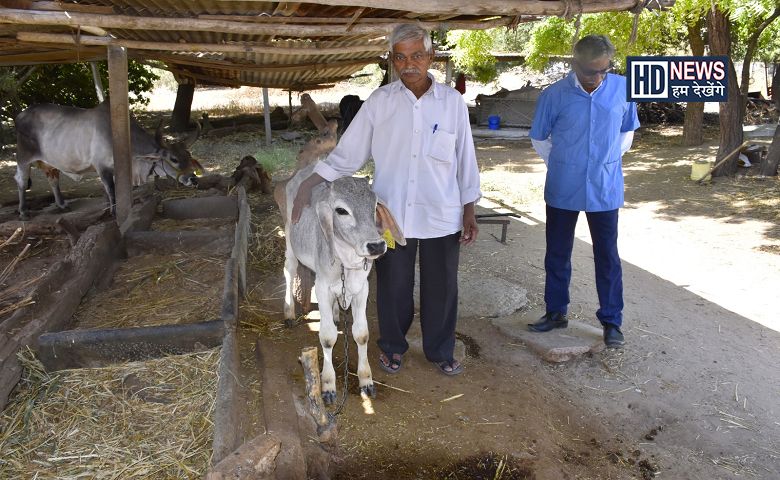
0 7 512 36
212 0 640 16
16 31 389 55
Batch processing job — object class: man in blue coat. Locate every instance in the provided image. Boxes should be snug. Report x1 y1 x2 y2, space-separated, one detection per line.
528 35 640 348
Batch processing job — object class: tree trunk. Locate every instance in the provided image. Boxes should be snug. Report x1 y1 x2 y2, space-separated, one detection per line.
171 81 195 132
740 8 780 119
683 19 705 147
760 66 780 176
708 6 743 177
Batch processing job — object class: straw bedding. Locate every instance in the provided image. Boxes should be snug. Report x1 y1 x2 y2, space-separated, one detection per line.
0 347 219 479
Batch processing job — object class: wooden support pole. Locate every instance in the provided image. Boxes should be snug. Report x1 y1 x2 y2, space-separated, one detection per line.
445 58 453 86
299 346 338 443
89 61 104 102
106 45 132 227
263 87 272 147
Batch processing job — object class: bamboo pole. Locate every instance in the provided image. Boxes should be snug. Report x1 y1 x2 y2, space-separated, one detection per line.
0 8 512 36
16 31 388 55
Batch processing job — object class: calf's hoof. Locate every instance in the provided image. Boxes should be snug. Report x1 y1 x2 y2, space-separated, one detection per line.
56 204 70 212
360 383 376 399
322 390 337 406
284 318 297 328
19 211 30 221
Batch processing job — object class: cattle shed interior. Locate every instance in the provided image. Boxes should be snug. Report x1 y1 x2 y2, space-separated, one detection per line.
0 0 649 90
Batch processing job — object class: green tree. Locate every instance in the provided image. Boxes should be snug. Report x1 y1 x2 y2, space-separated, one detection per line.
525 10 680 72
445 25 534 83
0 60 159 124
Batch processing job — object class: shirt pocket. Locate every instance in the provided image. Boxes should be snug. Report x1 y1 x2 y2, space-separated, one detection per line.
427 130 456 163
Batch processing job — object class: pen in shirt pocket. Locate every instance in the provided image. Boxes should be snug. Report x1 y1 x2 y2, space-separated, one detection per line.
432 123 438 134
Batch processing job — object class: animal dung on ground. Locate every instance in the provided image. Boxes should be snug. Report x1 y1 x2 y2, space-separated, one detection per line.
0 347 219 479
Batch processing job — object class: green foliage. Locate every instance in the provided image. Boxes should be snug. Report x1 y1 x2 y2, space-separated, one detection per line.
0 60 159 124
525 11 680 72
447 29 497 83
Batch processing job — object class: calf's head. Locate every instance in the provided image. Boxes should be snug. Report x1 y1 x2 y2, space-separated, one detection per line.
149 122 204 186
315 177 405 261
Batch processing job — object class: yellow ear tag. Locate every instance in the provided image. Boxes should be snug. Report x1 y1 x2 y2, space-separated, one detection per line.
382 229 396 249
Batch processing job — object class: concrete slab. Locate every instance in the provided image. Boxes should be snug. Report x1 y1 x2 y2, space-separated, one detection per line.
492 313 605 363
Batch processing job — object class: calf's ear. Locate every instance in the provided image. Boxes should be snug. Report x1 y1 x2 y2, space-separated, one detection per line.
375 200 406 246
315 200 336 261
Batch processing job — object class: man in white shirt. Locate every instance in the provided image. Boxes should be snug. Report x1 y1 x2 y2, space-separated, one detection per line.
292 24 481 376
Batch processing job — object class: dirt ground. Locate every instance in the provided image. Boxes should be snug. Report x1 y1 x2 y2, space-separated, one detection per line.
225 123 778 479
1 120 779 479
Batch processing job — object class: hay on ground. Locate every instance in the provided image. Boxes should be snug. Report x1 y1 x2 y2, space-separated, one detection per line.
0 347 219 479
71 253 226 330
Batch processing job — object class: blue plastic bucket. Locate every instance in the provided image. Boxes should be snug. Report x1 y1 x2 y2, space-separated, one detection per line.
488 115 500 130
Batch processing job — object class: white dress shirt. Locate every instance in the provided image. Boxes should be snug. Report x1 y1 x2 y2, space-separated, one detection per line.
314 75 481 239
531 73 634 165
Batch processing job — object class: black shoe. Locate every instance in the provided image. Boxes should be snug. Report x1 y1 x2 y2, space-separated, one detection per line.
603 325 625 348
528 312 568 332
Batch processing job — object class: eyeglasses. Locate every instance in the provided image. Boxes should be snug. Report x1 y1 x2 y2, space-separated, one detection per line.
575 61 614 77
392 52 430 63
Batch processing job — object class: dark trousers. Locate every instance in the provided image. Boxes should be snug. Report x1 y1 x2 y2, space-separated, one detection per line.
375 232 460 362
544 205 623 327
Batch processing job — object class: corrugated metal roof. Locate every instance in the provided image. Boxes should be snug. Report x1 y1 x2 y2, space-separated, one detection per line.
0 1 641 90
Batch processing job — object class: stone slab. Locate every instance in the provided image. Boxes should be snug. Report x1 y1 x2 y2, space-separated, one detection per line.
492 313 605 363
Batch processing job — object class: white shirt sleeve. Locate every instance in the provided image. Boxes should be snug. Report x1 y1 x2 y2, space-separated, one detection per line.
455 99 482 206
619 131 634 156
313 100 373 181
531 137 552 166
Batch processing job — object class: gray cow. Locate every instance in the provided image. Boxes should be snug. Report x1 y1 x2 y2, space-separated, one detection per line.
14 102 203 220
282 163 404 403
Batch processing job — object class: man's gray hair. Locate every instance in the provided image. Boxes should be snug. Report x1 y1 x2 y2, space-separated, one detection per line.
573 34 616 61
389 24 433 53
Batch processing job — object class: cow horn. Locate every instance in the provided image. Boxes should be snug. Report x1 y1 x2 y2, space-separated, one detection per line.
183 122 201 148
155 119 167 147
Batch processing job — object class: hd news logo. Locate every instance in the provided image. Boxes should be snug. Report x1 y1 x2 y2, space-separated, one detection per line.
627 56 729 102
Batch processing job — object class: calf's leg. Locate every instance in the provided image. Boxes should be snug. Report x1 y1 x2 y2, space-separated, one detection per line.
282 233 299 325
97 166 116 216
14 163 31 220
42 166 67 210
351 282 375 398
317 281 339 405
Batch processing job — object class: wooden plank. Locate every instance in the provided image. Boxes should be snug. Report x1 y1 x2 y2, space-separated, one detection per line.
232 186 250 297
107 45 132 227
16 31 388 55
152 52 379 73
211 325 241 465
0 7 513 36
29 1 115 14
36 320 225 371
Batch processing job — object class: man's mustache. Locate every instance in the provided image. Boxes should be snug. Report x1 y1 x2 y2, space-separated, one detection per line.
401 68 420 75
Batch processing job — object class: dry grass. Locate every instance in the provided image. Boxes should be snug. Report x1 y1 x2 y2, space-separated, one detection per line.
71 253 226 330
0 347 219 479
